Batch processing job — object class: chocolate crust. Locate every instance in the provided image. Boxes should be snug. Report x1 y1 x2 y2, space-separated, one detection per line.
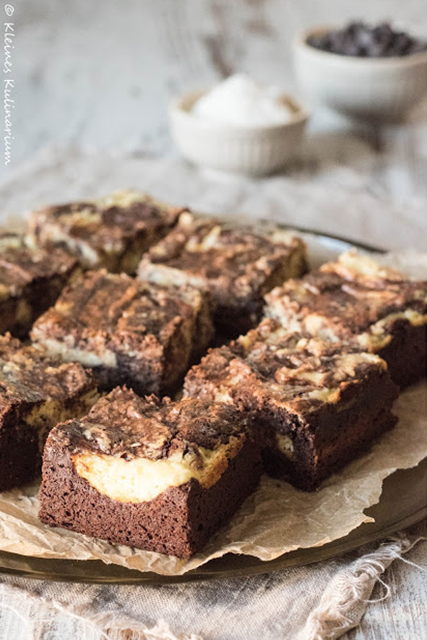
38 434 261 558
0 334 95 408
184 319 392 413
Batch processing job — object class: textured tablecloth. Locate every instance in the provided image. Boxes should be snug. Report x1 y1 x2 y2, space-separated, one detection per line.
1 523 426 640
0 147 426 640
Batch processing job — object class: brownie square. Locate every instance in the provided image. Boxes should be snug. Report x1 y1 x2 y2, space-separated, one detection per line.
0 232 79 338
264 250 427 387
29 190 183 274
38 388 261 558
138 212 308 337
184 318 398 491
30 270 214 396
0 334 98 491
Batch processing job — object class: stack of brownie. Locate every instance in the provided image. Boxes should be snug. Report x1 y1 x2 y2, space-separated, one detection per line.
0 189 307 557
0 190 426 558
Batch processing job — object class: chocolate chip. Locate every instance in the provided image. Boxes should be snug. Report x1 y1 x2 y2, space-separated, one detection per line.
307 21 427 58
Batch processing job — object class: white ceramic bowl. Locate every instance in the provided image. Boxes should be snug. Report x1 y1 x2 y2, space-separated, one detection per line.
169 90 309 176
293 26 427 123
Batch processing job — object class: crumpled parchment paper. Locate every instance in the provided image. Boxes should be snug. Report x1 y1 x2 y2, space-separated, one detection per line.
0 381 425 576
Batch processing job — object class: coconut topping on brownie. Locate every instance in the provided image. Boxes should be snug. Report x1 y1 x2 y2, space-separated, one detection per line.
138 212 307 335
184 318 388 413
265 250 427 345
0 232 77 300
54 387 248 460
29 190 183 273
30 269 213 396
0 334 94 405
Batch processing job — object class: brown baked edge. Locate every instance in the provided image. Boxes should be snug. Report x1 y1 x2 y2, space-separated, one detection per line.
88 316 197 397
0 269 79 339
215 245 309 339
106 223 179 275
0 388 98 492
38 437 262 558
377 321 427 388
254 368 398 491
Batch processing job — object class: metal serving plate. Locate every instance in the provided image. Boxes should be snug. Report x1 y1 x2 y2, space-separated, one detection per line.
0 228 425 584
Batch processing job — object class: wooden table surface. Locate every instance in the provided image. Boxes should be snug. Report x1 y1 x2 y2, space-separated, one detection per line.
1 1 426 638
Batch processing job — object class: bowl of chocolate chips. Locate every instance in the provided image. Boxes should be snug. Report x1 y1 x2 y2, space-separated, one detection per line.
293 22 427 122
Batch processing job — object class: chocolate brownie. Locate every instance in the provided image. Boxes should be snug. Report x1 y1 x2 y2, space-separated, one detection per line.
0 232 79 338
29 190 183 274
38 388 261 558
30 270 214 396
184 318 398 490
138 212 308 337
264 250 427 387
0 334 98 491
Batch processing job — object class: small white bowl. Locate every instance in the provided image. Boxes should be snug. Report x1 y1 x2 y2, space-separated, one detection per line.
293 26 427 123
169 90 309 176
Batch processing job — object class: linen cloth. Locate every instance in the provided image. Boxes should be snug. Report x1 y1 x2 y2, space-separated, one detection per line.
0 523 426 640
0 146 426 640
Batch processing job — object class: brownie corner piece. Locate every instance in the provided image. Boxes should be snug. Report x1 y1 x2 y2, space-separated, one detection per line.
31 269 213 396
38 388 261 558
138 212 308 336
28 190 184 273
0 231 79 338
0 333 98 491
264 250 427 387
184 319 398 491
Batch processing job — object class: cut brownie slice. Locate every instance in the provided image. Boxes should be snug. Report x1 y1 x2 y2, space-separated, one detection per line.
138 212 308 337
0 232 79 338
265 251 427 387
30 270 214 396
38 388 261 558
184 319 398 491
0 334 98 491
264 250 427 387
28 190 183 274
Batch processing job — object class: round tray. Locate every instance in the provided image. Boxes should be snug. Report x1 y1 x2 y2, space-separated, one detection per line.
0 458 425 584
0 228 424 584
